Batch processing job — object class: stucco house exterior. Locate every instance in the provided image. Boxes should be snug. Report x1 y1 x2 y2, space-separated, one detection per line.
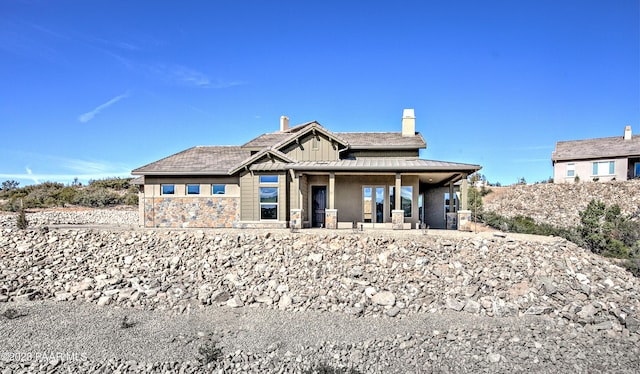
552 126 640 183
132 109 481 230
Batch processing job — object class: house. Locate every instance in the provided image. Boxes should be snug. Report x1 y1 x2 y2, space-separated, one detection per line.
131 109 481 230
552 126 640 183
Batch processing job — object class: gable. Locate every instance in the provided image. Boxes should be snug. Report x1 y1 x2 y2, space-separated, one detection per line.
281 131 342 161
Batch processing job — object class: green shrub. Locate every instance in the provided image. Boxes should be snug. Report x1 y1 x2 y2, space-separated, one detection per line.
16 208 28 230
303 363 362 374
197 340 223 365
88 177 132 190
622 259 640 277
124 192 138 206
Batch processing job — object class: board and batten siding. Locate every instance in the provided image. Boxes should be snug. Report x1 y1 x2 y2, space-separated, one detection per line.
281 133 340 161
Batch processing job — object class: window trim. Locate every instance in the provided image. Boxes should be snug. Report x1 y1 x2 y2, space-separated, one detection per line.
592 161 615 176
212 184 226 195
566 163 575 177
389 185 413 218
161 184 175 195
259 186 278 220
444 192 458 220
259 175 278 184
259 175 279 220
186 184 200 195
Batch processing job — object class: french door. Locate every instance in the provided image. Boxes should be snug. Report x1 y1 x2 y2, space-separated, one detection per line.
363 186 385 224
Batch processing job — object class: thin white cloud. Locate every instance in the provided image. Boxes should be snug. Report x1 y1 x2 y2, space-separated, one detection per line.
149 64 246 88
78 91 130 123
25 166 40 184
1 157 133 185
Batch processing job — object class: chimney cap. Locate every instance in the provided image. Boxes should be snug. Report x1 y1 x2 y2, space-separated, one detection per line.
280 115 289 131
624 125 632 140
402 108 415 118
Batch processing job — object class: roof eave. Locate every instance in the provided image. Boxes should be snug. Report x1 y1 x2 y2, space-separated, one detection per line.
131 170 231 176
289 164 481 172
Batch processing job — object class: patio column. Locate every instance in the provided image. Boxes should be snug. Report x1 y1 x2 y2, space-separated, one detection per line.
329 172 335 209
460 176 468 210
326 172 337 228
290 172 303 230
458 174 472 231
395 173 401 209
393 173 404 229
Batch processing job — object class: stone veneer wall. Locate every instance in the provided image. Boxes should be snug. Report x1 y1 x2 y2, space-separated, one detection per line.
144 197 239 228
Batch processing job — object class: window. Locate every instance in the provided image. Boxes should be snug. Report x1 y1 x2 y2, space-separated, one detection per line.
259 175 278 184
260 187 278 220
389 186 413 217
566 163 575 177
592 161 615 176
186 184 200 195
259 175 278 220
161 184 175 195
444 192 458 219
401 186 412 217
212 184 225 194
635 162 640 178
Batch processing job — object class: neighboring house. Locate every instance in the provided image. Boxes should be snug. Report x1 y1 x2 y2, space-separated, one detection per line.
132 109 481 230
552 126 640 183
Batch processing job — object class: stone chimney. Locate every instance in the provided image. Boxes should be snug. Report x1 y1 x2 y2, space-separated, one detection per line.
402 109 415 137
280 115 289 132
624 125 632 140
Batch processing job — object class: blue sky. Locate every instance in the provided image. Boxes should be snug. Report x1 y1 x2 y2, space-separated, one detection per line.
1 0 638 186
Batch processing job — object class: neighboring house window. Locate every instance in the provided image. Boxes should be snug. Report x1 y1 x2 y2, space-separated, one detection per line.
566 163 575 177
389 186 413 217
187 184 200 194
212 184 225 194
161 184 175 195
592 161 615 176
259 175 278 220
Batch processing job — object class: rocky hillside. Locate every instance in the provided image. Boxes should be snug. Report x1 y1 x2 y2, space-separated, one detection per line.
0 207 138 228
1 227 639 371
483 180 640 227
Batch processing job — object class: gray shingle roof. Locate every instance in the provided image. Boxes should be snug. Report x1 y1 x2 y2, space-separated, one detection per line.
241 123 426 150
132 146 251 175
552 135 640 161
241 133 291 149
336 132 426 149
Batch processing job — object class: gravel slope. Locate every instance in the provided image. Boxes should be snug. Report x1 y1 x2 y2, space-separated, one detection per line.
2 300 638 373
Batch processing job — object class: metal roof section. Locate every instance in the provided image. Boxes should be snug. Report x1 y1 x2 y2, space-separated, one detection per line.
288 158 481 172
